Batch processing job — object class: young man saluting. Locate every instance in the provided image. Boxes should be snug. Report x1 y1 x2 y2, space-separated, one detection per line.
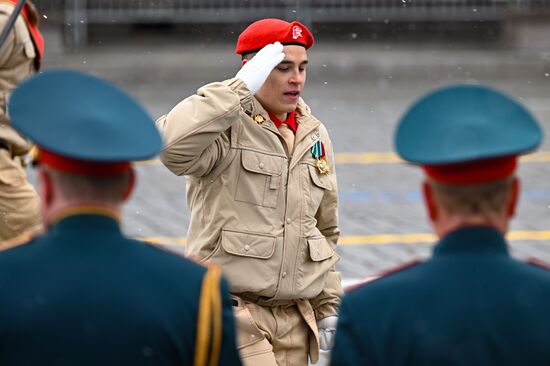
157 18 341 366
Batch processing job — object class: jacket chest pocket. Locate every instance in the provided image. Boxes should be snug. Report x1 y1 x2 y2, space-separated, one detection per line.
235 150 284 208
306 164 332 214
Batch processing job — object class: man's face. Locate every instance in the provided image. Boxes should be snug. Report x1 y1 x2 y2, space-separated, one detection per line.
255 45 308 119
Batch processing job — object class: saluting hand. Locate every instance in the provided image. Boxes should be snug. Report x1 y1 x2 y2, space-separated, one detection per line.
235 42 284 94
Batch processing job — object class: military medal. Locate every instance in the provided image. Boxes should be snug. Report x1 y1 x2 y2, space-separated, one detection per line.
253 114 266 125
311 140 329 174
316 159 329 174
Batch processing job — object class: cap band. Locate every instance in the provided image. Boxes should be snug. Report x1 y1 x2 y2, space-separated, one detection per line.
241 42 309 56
39 149 131 177
423 156 517 184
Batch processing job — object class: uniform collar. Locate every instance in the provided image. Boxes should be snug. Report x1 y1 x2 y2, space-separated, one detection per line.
48 205 122 236
247 96 321 165
248 96 318 131
267 111 297 133
433 226 509 257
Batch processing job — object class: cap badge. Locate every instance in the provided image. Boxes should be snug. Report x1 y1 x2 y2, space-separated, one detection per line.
292 25 303 40
311 140 329 174
253 114 266 125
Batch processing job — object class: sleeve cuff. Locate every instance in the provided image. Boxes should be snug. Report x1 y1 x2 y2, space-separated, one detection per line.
223 77 253 106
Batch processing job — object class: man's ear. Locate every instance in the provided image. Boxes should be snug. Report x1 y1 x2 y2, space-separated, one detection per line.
506 177 520 218
38 167 54 204
422 181 438 222
122 168 136 202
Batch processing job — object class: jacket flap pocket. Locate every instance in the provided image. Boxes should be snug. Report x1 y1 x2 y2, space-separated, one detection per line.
307 237 334 261
308 164 332 191
221 230 276 259
242 150 283 176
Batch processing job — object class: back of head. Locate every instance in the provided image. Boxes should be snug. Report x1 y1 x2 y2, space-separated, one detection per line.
8 69 163 207
395 84 542 225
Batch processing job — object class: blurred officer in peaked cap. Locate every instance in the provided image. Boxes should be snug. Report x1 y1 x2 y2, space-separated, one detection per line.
156 18 341 365
0 69 242 366
331 84 550 366
0 0 44 242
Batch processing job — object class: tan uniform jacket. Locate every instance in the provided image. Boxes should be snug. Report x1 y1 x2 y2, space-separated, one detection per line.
0 3 36 156
157 78 342 319
0 5 41 242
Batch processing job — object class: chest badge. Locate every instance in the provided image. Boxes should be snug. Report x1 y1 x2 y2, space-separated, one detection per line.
253 114 266 125
311 140 329 174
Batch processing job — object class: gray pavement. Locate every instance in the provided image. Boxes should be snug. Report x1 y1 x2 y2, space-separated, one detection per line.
30 25 550 281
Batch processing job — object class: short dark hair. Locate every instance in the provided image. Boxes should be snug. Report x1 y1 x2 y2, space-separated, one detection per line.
428 176 515 216
46 167 131 204
241 52 257 61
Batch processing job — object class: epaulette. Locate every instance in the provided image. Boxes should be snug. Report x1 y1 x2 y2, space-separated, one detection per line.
526 257 550 271
345 259 423 293
195 265 222 366
0 231 35 251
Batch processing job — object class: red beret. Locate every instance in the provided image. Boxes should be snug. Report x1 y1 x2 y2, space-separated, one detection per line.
235 19 314 55
423 156 517 185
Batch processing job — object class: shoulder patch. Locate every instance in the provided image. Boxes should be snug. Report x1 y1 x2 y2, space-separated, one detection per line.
345 259 423 293
526 257 550 271
0 231 35 251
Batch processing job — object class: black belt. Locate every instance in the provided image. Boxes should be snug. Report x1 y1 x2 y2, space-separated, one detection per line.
233 292 298 307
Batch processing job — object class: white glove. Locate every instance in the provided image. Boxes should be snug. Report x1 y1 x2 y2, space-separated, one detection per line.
317 316 338 351
235 42 284 94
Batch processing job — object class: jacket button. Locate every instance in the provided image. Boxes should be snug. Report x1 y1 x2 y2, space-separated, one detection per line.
282 272 287 278
286 218 291 224
259 162 265 169
244 245 250 251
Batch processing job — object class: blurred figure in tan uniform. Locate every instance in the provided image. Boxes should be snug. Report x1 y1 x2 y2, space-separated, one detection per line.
157 19 341 365
0 0 44 240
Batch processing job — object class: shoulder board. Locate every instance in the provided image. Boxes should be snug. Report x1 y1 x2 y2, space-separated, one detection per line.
0 231 35 251
526 257 550 271
345 259 423 293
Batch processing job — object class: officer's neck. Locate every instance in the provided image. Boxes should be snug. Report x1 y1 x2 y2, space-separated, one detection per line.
44 200 122 228
431 211 509 238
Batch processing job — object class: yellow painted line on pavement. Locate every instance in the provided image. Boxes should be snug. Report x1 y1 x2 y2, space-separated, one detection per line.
335 152 403 164
141 230 550 247
507 231 550 241
520 151 550 163
135 158 161 166
335 151 550 165
136 151 550 166
339 233 437 245
143 237 188 246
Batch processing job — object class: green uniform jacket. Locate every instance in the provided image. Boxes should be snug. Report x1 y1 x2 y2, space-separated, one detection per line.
332 226 550 366
0 213 242 366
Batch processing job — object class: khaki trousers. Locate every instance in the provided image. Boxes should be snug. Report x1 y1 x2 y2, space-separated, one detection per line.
232 296 319 366
0 149 41 242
